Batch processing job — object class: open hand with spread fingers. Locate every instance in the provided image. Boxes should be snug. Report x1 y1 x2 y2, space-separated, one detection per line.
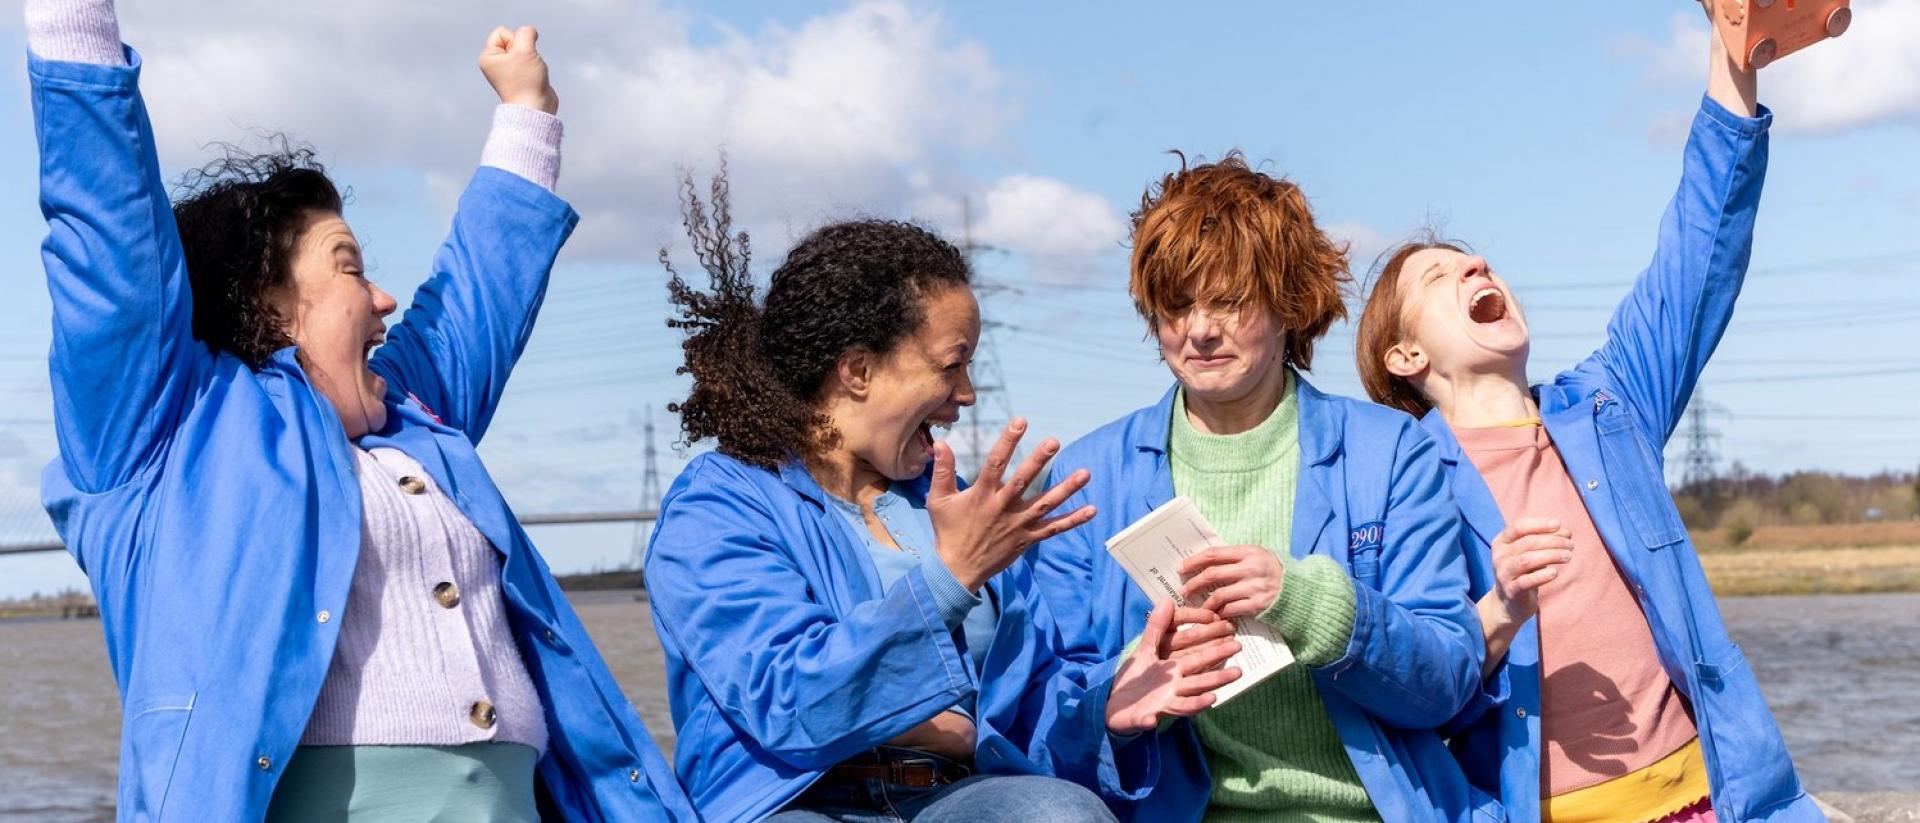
927 418 1097 591
1106 602 1243 735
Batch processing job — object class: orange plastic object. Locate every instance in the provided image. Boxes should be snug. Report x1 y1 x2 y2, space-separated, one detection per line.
1709 0 1852 70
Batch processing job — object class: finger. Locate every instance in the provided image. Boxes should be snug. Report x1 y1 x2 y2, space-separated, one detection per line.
513 25 539 54
929 441 959 499
1165 619 1236 654
1179 545 1253 576
485 26 514 54
1170 607 1220 627
1023 468 1088 520
1509 566 1561 594
1161 693 1218 717
1512 517 1559 537
1513 548 1573 573
1138 600 1174 658
1176 667 1242 697
1001 436 1060 501
1176 637 1240 673
1027 505 1097 542
978 418 1027 489
1179 565 1242 602
1512 533 1575 555
1215 599 1266 620
1198 580 1261 615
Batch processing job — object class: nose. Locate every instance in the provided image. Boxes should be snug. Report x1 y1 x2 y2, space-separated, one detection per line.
371 284 398 317
1184 305 1223 342
1459 256 1490 281
953 365 977 407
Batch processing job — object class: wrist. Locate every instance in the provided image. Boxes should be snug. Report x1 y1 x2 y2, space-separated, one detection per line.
501 91 559 115
1476 593 1526 640
934 548 987 592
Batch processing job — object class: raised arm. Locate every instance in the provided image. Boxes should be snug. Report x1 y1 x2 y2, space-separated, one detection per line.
28 0 202 492
370 26 575 440
1573 20 1768 443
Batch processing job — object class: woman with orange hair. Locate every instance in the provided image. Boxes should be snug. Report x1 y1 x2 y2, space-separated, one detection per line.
1031 152 1491 822
1352 15 1817 823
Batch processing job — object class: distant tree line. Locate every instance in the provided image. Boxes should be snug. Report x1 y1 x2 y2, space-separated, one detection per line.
1672 464 1920 543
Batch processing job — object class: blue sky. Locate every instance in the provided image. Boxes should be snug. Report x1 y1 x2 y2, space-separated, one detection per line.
2 1 1917 598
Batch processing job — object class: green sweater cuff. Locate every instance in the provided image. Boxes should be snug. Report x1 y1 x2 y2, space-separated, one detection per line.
1259 555 1356 667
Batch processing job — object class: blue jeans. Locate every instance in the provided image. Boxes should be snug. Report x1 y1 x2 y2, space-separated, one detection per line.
768 773 1115 823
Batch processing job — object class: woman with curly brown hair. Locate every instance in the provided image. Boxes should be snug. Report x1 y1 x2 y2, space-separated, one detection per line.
1030 153 1490 822
25 1 692 819
643 173 1246 822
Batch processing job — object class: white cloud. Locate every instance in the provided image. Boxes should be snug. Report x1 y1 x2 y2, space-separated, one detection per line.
34 0 1122 269
970 175 1127 258
1628 1 1920 135
1324 220 1398 276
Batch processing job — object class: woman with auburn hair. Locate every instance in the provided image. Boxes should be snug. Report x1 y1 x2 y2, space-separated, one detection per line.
643 172 1242 823
24 0 692 818
1353 16 1817 823
1030 150 1491 823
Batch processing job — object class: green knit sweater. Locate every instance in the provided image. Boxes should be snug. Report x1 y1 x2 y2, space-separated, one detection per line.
1170 380 1378 823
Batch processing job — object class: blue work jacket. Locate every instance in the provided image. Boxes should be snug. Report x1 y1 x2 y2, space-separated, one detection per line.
1032 375 1494 823
645 454 1150 823
30 50 695 822
1435 97 1821 823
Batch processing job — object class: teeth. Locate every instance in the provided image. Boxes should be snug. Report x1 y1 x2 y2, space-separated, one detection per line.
1472 287 1500 305
929 420 952 431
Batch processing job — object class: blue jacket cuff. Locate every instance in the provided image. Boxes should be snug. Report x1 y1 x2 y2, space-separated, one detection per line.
920 554 982 629
1442 660 1513 736
27 43 140 88
1697 93 1773 137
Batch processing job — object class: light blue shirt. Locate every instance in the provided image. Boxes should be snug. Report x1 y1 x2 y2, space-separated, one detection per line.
824 483 999 673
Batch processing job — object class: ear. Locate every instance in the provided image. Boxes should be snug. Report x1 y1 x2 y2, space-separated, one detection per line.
835 348 875 399
1383 341 1427 380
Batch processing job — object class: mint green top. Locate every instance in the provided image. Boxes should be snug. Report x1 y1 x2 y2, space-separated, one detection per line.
1170 375 1378 823
264 743 539 822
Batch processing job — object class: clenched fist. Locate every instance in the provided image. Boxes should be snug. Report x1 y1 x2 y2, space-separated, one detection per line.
479 25 559 115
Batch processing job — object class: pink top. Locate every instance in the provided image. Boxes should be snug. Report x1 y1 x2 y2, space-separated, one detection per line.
1454 424 1696 796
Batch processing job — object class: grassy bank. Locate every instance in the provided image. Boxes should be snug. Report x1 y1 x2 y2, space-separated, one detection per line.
1700 544 1920 596
1696 522 1920 596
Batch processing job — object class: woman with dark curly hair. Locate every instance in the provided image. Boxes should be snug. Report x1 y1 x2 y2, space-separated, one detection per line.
644 173 1246 822
25 1 692 819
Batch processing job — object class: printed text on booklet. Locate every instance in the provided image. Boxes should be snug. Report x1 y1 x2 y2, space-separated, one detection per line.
1105 496 1294 704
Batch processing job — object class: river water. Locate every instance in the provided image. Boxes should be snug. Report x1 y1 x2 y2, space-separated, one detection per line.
2 590 1915 820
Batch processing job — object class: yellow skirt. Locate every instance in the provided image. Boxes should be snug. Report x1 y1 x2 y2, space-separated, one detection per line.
1544 738 1712 823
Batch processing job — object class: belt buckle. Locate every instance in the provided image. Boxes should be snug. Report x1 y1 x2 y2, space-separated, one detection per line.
888 756 945 789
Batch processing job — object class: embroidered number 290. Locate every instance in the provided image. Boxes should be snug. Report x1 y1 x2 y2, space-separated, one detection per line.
1349 522 1384 552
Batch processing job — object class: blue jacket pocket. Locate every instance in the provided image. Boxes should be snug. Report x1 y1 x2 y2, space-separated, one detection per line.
124 691 195 818
1693 648 1803 819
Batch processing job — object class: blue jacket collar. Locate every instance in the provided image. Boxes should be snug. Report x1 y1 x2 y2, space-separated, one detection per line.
775 459 935 510
1126 369 1343 467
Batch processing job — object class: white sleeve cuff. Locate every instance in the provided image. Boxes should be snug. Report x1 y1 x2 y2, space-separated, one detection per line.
24 0 126 66
479 104 564 192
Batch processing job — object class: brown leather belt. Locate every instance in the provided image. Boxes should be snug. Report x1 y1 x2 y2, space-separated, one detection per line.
821 753 970 789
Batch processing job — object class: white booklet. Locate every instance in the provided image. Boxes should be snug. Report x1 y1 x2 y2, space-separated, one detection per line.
1104 495 1294 705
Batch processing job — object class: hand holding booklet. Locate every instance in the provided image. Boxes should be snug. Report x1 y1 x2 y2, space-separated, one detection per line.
1105 496 1294 705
